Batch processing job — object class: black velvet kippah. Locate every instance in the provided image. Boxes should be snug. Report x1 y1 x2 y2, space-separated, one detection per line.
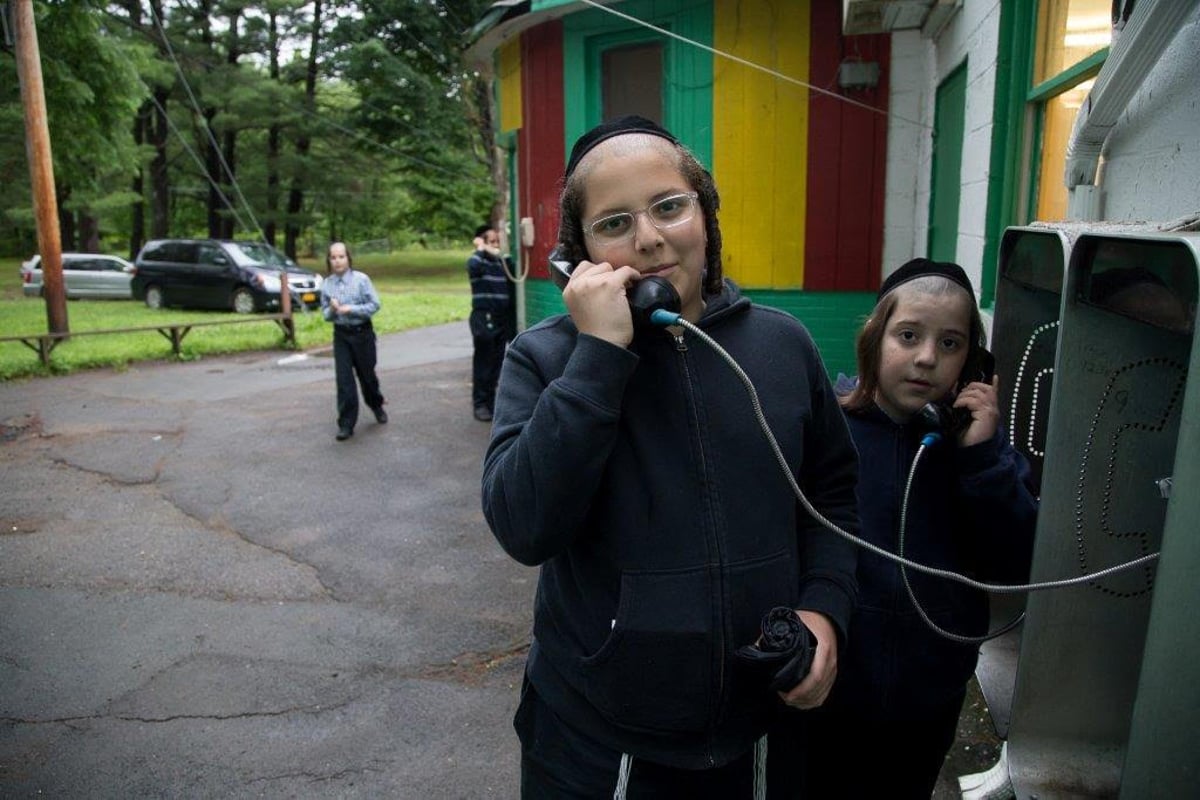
878 257 975 300
564 115 679 178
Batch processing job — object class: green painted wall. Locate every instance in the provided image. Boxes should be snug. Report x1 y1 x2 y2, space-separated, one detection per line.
521 278 874 378
742 289 875 379
524 278 568 326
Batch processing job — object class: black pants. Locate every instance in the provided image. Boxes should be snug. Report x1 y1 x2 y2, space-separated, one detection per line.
515 679 762 799
333 323 384 430
471 308 510 411
804 689 966 799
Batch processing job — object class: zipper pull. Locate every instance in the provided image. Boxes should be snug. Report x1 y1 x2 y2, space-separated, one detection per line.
673 333 687 352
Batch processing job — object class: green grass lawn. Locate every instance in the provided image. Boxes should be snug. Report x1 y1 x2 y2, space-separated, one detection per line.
0 249 472 381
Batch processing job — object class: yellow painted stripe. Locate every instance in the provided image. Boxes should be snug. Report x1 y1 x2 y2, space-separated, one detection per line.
498 37 522 133
713 0 809 289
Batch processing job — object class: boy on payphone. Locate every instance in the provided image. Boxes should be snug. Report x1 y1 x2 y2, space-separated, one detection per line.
807 258 1039 797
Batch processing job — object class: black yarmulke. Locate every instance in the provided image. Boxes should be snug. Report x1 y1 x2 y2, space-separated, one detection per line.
878 257 975 300
564 115 679 178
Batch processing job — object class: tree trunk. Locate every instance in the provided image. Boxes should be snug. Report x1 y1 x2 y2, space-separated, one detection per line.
146 0 171 239
127 0 148 259
79 214 100 252
473 74 505 228
220 8 242 240
150 85 170 238
285 0 322 260
265 10 281 247
221 128 237 239
57 187 75 251
205 108 222 238
130 100 150 259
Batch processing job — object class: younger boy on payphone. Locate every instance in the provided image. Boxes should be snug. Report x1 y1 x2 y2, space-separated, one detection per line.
805 258 1038 798
481 116 860 798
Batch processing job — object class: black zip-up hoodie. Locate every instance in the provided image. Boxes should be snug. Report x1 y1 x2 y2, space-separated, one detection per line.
827 378 1038 720
481 281 859 769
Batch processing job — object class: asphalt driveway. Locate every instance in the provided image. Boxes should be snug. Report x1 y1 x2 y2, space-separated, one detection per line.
0 320 999 797
0 322 534 798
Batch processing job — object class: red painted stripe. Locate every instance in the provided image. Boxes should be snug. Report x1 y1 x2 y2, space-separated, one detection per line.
805 5 889 291
520 23 565 282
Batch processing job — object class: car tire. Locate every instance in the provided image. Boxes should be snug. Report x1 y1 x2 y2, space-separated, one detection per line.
144 285 165 309
232 287 256 314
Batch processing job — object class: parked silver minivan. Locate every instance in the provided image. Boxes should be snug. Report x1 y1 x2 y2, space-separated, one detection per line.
20 253 136 299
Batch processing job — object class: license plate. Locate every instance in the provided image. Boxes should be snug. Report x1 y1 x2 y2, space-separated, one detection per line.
301 292 316 303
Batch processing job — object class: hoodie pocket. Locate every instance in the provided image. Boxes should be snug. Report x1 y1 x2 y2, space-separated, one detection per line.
580 567 713 733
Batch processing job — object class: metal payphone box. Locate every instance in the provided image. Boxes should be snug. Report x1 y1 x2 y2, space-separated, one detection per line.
1006 231 1198 798
973 226 1073 745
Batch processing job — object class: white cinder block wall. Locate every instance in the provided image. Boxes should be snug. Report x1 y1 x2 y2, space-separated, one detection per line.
882 30 927 279
883 2 1002 303
1098 5 1200 224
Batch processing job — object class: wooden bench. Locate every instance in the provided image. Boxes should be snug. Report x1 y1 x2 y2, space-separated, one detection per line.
0 312 296 367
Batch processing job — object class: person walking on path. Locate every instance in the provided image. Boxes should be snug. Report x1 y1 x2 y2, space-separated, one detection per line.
321 241 387 441
467 224 515 422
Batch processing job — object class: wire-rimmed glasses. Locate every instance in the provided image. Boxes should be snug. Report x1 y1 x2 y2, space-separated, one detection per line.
585 192 699 247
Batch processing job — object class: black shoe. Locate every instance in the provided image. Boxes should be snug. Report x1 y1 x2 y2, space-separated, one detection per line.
373 407 388 424
473 405 493 422
336 427 353 441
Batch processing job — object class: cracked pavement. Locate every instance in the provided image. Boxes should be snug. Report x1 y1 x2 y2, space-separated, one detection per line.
0 322 534 798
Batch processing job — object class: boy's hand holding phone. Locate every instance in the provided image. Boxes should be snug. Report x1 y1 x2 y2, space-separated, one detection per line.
562 260 640 347
953 374 1001 447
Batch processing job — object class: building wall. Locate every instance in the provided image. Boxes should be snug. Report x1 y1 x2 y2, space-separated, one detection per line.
1098 6 1200 224
491 1 892 376
885 3 1002 299
883 30 926 279
803 1 890 291
713 0 810 288
518 22 565 285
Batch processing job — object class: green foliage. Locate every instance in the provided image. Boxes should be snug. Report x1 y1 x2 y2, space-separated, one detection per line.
1 1 500 256
0 1 153 251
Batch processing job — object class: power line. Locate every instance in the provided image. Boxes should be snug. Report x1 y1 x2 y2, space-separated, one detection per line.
148 2 267 241
147 92 251 233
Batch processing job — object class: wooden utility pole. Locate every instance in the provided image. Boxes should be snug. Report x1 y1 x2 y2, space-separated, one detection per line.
13 0 68 334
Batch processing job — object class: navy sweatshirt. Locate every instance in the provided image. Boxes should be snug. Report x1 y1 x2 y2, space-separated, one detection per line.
828 384 1038 720
481 281 860 769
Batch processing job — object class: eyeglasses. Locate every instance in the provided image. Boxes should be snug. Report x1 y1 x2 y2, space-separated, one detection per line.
585 192 699 247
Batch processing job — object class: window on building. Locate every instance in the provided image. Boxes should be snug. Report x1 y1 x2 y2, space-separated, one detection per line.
1030 0 1111 221
601 42 663 123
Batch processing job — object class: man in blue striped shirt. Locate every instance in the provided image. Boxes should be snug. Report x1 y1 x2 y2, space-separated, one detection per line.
467 225 515 422
321 242 386 440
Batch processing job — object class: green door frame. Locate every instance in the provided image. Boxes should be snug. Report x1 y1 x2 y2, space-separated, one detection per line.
927 60 967 263
585 29 668 124
561 0 712 168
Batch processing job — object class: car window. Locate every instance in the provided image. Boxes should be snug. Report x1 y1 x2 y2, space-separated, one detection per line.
234 242 290 267
139 243 168 262
197 244 228 266
141 242 193 263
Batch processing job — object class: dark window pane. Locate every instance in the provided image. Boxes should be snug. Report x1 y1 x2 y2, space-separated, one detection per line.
602 43 663 123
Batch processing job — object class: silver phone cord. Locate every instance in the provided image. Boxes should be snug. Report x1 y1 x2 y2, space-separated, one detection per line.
670 316 1161 596
899 444 1026 644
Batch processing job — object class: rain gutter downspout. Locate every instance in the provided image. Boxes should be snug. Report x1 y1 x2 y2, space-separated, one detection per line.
1064 0 1199 220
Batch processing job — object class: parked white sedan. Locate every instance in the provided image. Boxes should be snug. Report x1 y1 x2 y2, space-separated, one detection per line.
21 253 136 299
